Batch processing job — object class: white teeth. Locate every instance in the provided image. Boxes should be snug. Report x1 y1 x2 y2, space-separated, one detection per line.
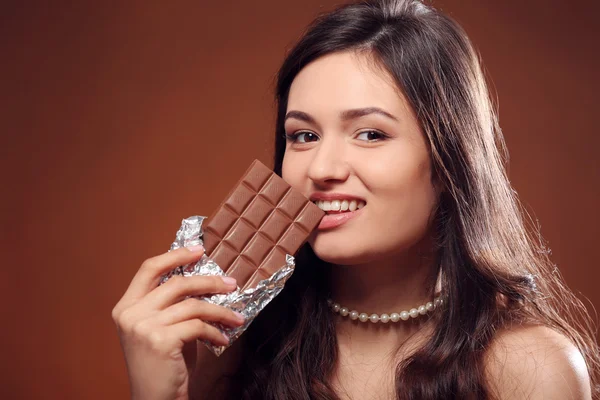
315 199 365 212
348 200 357 211
331 200 340 211
340 200 349 211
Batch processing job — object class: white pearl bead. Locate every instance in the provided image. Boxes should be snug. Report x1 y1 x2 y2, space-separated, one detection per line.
327 297 443 323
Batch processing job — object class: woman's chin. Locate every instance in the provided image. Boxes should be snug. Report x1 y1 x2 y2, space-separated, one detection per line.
308 241 373 266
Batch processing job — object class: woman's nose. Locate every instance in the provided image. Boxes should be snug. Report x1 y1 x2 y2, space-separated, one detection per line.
307 137 350 185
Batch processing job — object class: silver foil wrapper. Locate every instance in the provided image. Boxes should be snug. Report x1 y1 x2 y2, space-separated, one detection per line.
159 216 295 356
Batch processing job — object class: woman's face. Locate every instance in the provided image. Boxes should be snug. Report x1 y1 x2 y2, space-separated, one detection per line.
282 51 439 266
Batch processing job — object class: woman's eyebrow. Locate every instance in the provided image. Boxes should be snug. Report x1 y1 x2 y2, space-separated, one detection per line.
285 107 399 123
340 107 399 122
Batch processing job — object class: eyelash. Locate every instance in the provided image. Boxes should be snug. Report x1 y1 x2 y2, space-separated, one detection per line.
284 130 390 144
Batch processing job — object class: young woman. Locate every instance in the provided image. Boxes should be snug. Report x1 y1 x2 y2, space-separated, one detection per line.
112 0 600 398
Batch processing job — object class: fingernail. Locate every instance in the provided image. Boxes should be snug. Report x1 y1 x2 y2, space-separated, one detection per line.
187 245 204 252
234 312 245 322
221 276 237 286
221 333 230 344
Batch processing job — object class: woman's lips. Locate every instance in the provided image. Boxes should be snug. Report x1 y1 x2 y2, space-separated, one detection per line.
317 207 364 230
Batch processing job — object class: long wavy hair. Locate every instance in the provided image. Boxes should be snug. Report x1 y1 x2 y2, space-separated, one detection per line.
231 0 600 398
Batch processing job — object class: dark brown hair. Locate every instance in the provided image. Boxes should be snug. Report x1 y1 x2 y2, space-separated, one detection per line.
234 0 600 398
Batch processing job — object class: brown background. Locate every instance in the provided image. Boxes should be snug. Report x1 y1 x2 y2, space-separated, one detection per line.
1 1 598 398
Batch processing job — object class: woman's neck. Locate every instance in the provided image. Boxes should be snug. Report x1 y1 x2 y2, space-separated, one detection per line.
328 237 440 350
329 245 439 314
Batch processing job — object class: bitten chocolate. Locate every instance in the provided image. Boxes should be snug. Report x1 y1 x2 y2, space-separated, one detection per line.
202 160 324 291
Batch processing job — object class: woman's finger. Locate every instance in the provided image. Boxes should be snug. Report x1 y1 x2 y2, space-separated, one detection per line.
121 246 206 304
139 274 237 311
156 297 245 327
168 318 231 347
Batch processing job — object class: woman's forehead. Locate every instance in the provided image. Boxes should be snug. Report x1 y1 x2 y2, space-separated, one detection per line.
287 51 412 118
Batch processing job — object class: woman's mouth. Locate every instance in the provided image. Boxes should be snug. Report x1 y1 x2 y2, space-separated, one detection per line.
314 199 365 230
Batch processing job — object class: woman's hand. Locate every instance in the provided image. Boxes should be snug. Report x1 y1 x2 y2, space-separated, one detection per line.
112 245 245 400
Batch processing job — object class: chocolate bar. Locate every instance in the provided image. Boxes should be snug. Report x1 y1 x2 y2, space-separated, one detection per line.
202 160 324 291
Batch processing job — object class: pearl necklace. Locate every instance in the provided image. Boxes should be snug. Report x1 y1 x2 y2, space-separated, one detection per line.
327 296 444 323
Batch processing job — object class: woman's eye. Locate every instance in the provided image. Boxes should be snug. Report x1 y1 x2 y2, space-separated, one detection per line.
286 131 319 143
356 130 387 142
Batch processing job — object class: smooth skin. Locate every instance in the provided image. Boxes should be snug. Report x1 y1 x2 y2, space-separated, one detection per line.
112 245 245 400
281 50 592 399
113 50 592 400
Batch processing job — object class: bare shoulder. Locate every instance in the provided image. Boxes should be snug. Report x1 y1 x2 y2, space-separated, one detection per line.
484 324 592 399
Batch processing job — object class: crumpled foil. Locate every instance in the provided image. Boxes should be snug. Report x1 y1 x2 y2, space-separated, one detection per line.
159 216 295 356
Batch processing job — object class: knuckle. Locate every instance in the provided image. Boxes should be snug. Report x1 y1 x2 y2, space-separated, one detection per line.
177 246 194 256
181 297 200 313
210 276 224 290
166 275 187 291
193 319 208 336
204 322 218 334
180 297 196 307
130 320 150 338
111 305 121 323
172 247 194 261
147 331 175 355
200 322 217 340
206 325 224 342
115 308 135 331
120 320 134 335
192 318 205 330
140 256 159 272
148 330 167 348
